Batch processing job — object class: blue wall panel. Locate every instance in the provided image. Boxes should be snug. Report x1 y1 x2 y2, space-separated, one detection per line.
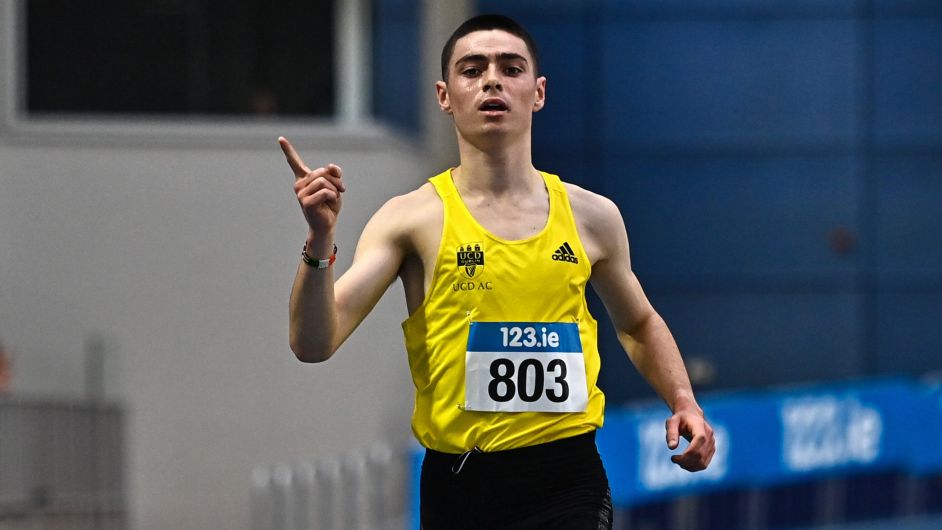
874 157 942 277
525 20 590 149
600 156 859 279
651 292 862 389
873 19 942 146
600 19 859 148
875 292 942 375
477 0 586 17
603 0 859 16
875 0 942 16
372 0 421 133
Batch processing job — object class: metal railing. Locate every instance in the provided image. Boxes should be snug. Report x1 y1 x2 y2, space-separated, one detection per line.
252 443 409 530
0 396 126 530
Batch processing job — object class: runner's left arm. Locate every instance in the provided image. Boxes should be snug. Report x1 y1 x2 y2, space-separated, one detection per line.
583 193 715 472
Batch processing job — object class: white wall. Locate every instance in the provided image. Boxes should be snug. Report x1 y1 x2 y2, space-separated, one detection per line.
0 130 433 529
0 129 432 529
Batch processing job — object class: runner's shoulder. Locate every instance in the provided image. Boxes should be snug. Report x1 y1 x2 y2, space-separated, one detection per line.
561 182 623 236
370 182 442 240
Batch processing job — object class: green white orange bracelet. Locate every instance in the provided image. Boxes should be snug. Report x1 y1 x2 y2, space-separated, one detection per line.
301 243 337 269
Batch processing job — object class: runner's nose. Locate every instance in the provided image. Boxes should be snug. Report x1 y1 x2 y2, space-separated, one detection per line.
483 66 502 91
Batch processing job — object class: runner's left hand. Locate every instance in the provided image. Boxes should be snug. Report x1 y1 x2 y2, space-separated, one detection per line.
666 408 715 472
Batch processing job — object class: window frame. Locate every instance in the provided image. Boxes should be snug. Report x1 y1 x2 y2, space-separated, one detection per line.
0 0 385 149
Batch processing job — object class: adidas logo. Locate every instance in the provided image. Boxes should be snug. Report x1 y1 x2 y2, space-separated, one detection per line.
551 242 579 264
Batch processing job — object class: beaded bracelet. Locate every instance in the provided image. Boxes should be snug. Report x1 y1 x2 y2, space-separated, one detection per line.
301 243 338 269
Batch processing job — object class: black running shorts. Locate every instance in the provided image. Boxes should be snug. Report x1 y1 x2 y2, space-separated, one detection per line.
420 431 613 530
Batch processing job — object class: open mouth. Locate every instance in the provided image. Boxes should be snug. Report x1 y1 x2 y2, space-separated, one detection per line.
479 99 509 112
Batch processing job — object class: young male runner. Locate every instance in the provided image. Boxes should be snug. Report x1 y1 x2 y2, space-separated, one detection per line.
282 14 715 529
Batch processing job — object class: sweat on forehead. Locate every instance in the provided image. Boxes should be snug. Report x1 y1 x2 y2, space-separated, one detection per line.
440 14 540 81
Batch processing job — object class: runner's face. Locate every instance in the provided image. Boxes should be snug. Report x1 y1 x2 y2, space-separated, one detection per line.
438 30 546 140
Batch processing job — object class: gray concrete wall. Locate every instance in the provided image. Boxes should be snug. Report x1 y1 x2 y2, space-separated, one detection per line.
0 127 428 529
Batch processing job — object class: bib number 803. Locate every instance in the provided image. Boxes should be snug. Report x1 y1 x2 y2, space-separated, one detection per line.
488 357 570 403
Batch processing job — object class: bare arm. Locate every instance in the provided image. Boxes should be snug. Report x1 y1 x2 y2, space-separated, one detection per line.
570 186 716 471
281 137 405 362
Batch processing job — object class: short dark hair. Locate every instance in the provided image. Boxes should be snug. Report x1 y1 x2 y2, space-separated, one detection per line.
440 14 540 81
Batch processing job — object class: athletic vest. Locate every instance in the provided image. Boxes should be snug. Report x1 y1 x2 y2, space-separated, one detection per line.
401 169 605 453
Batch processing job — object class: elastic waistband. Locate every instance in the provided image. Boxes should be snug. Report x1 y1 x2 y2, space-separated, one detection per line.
425 430 597 465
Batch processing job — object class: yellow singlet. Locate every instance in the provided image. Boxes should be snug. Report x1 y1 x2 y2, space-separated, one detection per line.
402 169 606 453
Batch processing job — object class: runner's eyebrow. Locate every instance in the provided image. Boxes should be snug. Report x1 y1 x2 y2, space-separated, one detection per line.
455 53 529 67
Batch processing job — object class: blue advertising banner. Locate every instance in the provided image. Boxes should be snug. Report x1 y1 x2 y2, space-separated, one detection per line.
598 379 938 507
911 380 942 474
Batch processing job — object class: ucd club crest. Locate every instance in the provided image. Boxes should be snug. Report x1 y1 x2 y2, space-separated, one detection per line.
457 243 485 278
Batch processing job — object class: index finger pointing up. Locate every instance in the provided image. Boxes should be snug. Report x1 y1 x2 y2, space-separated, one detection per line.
278 136 311 179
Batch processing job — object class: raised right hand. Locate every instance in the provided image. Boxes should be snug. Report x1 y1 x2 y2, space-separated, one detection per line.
279 136 346 236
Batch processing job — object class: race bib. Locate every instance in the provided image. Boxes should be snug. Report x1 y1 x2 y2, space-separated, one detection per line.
464 322 589 413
